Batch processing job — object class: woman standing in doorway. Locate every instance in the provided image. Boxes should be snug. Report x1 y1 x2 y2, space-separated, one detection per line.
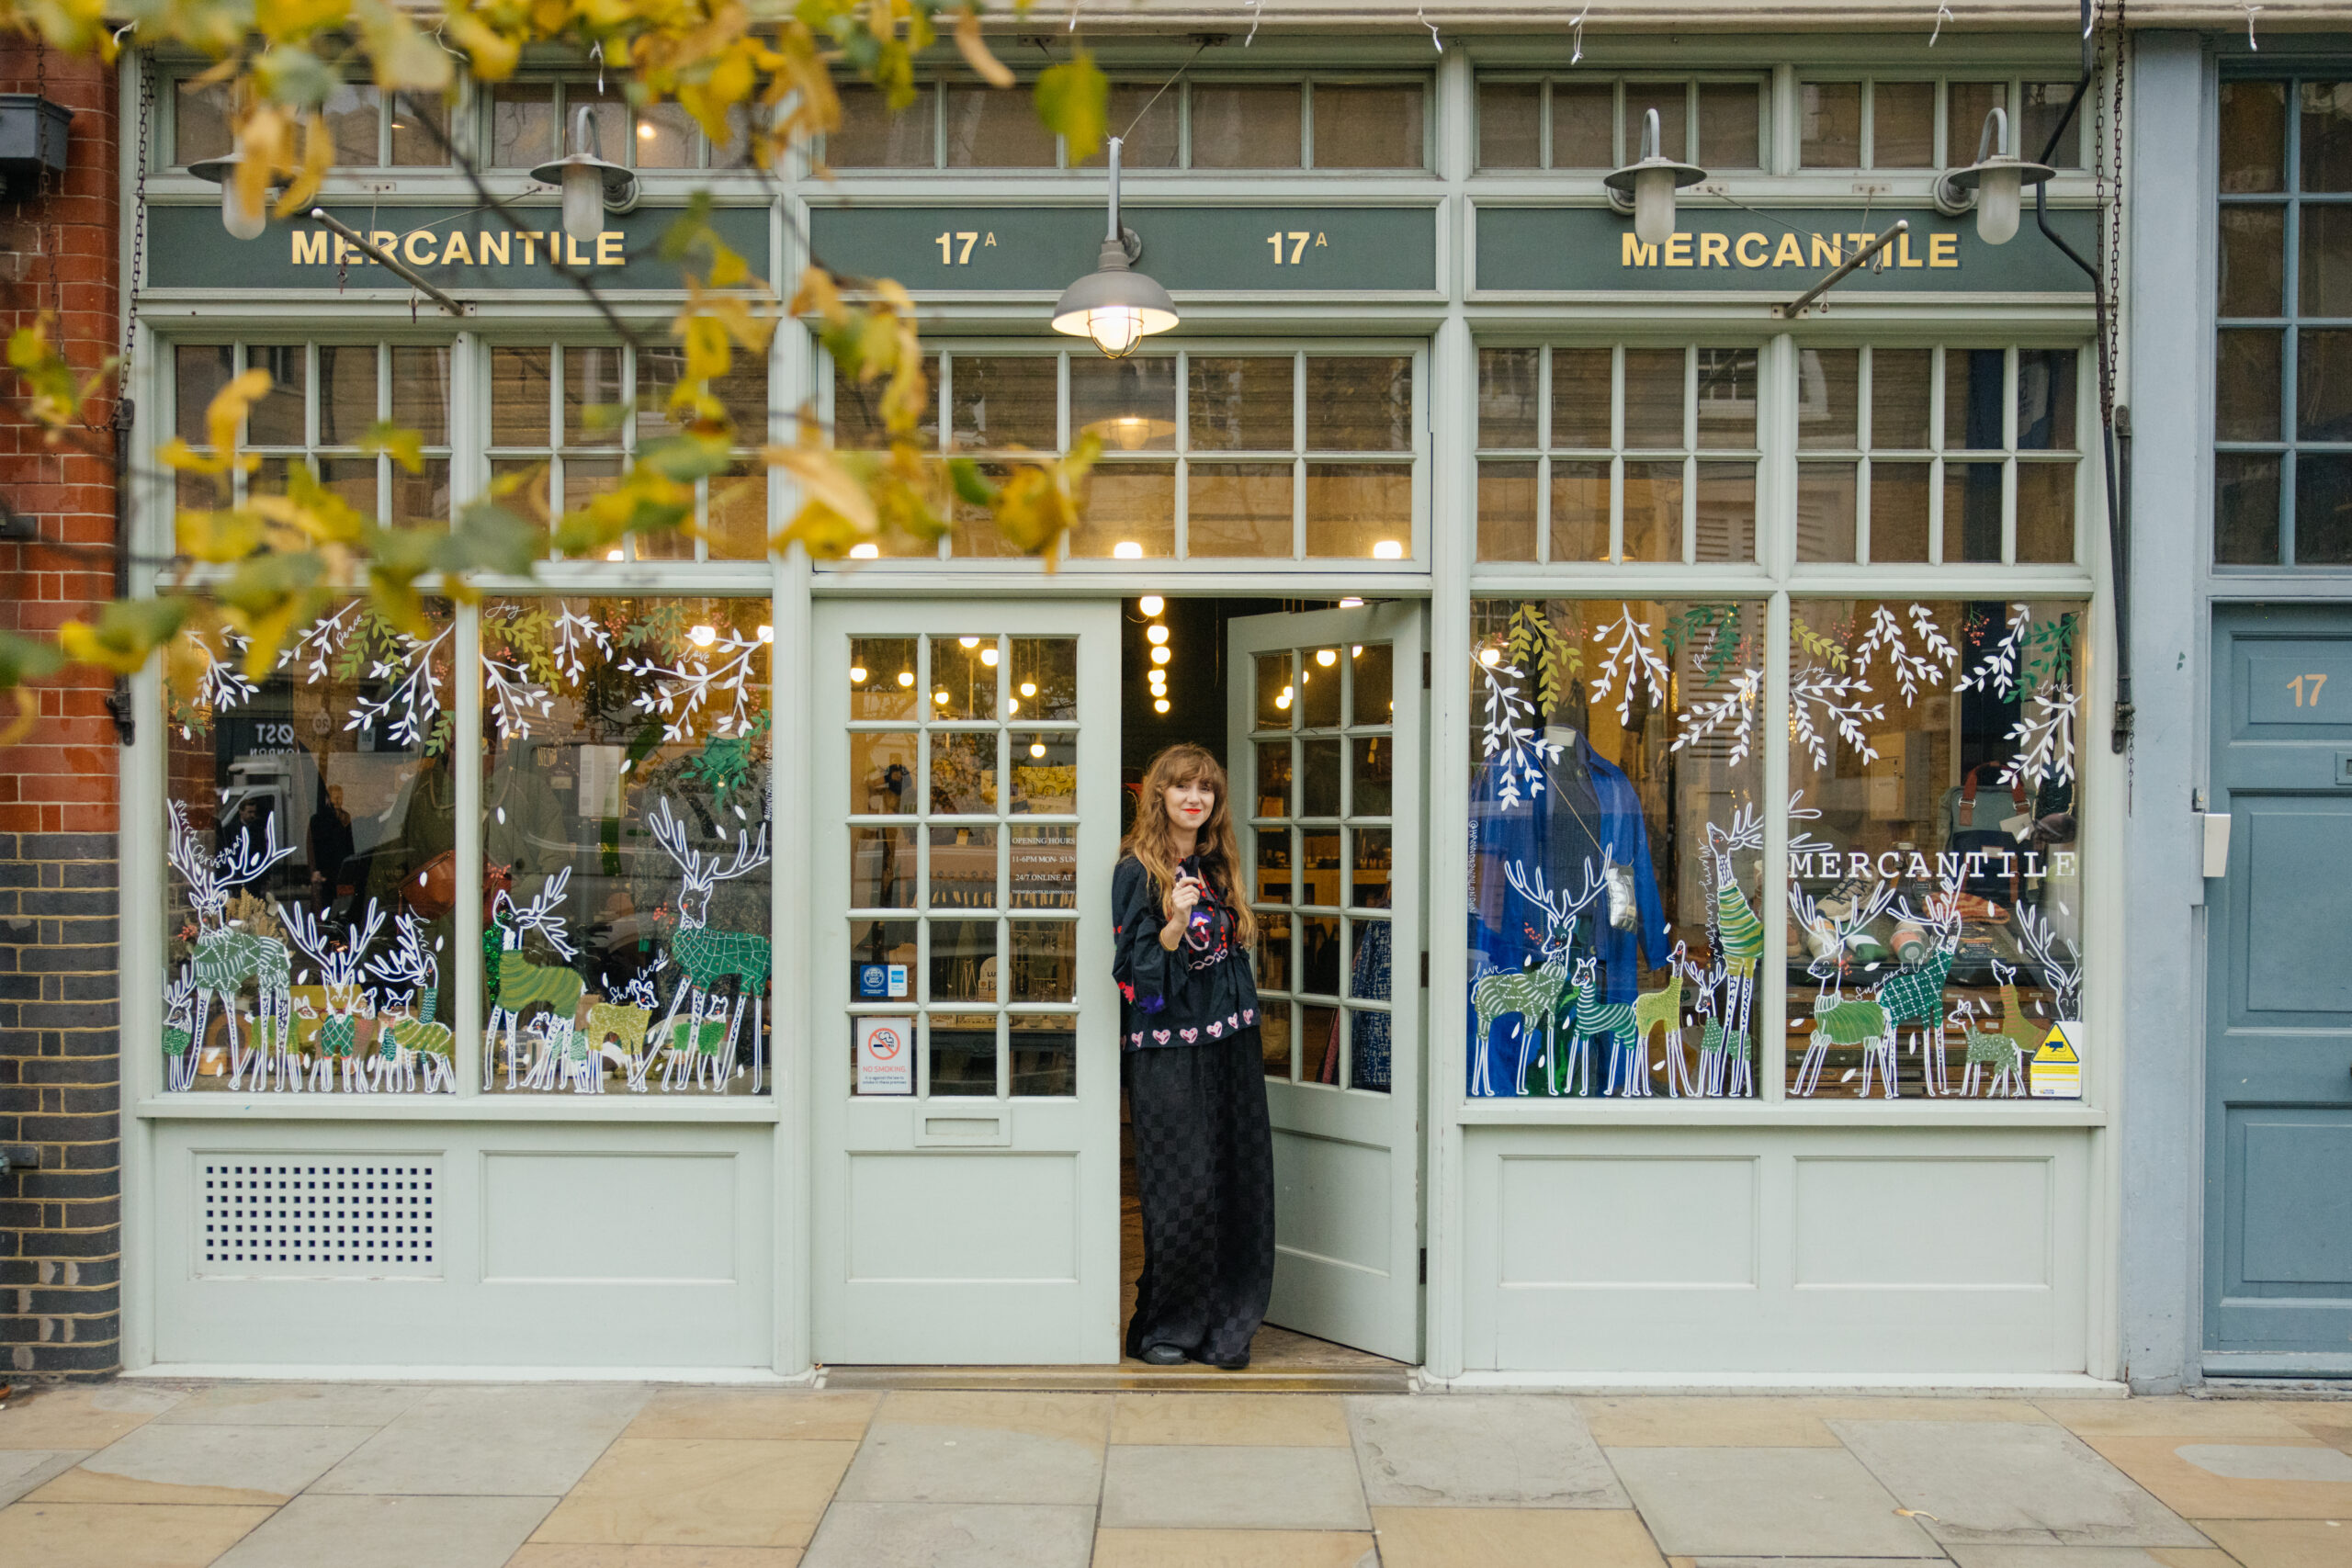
1114 743 1276 1370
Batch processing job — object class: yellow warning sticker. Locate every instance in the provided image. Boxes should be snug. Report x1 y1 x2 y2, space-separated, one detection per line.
2030 1021 2082 1099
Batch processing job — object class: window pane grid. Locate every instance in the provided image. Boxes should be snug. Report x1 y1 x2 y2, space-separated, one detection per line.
827 75 1429 171
171 342 455 525
2216 75 2352 565
833 347 1419 564
1473 74 1767 171
1475 344 1759 566
484 341 769 562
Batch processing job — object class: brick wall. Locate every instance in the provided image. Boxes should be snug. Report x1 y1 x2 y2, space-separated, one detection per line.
0 40 124 1380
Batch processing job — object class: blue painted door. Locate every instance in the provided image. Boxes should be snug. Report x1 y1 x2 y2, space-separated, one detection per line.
2207 606 2352 1374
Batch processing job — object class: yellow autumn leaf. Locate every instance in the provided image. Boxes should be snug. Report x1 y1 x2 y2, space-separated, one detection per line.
955 8 1016 87
764 446 880 533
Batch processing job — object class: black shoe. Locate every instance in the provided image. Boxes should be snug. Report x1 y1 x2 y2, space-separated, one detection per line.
1187 1348 1250 1371
1138 1343 1187 1366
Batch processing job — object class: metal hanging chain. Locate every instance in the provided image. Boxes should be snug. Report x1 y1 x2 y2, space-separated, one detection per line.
2092 0 2126 438
121 57 152 387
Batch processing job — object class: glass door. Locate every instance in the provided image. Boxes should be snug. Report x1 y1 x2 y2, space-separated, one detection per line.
812 601 1122 1364
1230 602 1424 1361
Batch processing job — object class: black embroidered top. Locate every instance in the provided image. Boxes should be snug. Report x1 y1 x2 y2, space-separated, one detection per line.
1112 853 1262 1051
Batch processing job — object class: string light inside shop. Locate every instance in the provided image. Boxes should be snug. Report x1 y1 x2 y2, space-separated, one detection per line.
1145 599 1173 715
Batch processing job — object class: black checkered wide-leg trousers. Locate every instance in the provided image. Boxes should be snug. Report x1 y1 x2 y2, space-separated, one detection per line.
1123 1028 1276 1366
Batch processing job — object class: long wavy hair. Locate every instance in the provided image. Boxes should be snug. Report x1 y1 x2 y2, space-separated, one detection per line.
1121 743 1255 948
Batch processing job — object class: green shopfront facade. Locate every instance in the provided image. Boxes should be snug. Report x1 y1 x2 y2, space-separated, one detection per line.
118 24 2129 1383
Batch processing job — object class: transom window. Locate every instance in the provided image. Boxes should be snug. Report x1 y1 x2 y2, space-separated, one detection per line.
829 75 1430 172
483 341 770 561
171 341 453 524
1796 77 2086 171
174 78 450 169
1475 344 1760 565
828 347 1421 565
1794 345 2082 566
489 80 751 171
2214 76 2352 565
1476 75 1765 172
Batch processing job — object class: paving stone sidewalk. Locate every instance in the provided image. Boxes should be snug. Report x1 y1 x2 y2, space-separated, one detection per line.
1 1380 2347 1567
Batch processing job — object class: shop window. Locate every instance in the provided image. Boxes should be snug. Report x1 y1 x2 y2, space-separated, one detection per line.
1474 344 1758 566
1782 600 2085 1100
481 597 774 1095
827 347 1419 564
1793 345 2081 567
1797 79 2082 171
173 77 450 168
2215 77 2352 565
491 80 750 170
1475 75 1764 171
1466 600 1768 1099
1249 637 1397 1091
169 341 453 525
844 633 1080 1096
486 340 770 561
830 76 1427 172
164 602 458 1094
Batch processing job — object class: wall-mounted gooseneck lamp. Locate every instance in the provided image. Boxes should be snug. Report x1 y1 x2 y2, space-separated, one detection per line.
1603 107 1706 247
530 106 639 246
1052 136 1178 360
186 151 268 241
1933 107 2056 245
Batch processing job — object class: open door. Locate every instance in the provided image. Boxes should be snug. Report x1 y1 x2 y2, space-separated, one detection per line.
1228 604 1423 1362
813 602 1123 1364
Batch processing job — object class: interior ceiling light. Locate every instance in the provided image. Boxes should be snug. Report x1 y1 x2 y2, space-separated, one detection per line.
1603 107 1707 247
979 646 1000 666
1138 595 1165 616
1052 137 1178 359
1154 698 1171 714
1932 107 2055 245
1150 646 1170 666
530 105 639 246
1147 625 1170 645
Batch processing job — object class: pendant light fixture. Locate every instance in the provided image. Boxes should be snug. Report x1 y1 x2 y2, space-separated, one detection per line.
186 151 268 241
1602 107 1706 247
1932 107 2055 245
530 105 638 247
1051 136 1178 360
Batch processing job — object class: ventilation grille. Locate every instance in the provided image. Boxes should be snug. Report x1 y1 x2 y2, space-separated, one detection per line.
198 1158 441 1278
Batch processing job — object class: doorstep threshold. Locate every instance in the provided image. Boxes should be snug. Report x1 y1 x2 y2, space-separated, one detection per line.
820 1361 1413 1393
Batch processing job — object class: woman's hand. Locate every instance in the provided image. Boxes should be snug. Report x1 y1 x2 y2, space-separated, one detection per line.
1159 874 1201 949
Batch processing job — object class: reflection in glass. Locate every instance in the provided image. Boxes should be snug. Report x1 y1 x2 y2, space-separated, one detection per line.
1011 1012 1076 1096
854 826 916 908
1255 652 1295 729
929 825 996 909
852 731 919 814
1300 831 1342 908
1468 600 1768 1100
164 602 456 1095
1299 652 1343 729
480 598 774 1097
1478 461 1538 561
1300 739 1342 817
928 730 997 816
931 637 1000 721
930 920 997 1003
1012 734 1076 813
929 1011 998 1095
1352 738 1394 817
1009 920 1077 1003
1258 830 1293 904
1188 465 1295 557
1352 645 1394 726
1255 741 1292 818
1009 639 1079 720
1261 1000 1295 1078
1785 600 2086 1101
1301 917 1342 996
1352 829 1394 908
